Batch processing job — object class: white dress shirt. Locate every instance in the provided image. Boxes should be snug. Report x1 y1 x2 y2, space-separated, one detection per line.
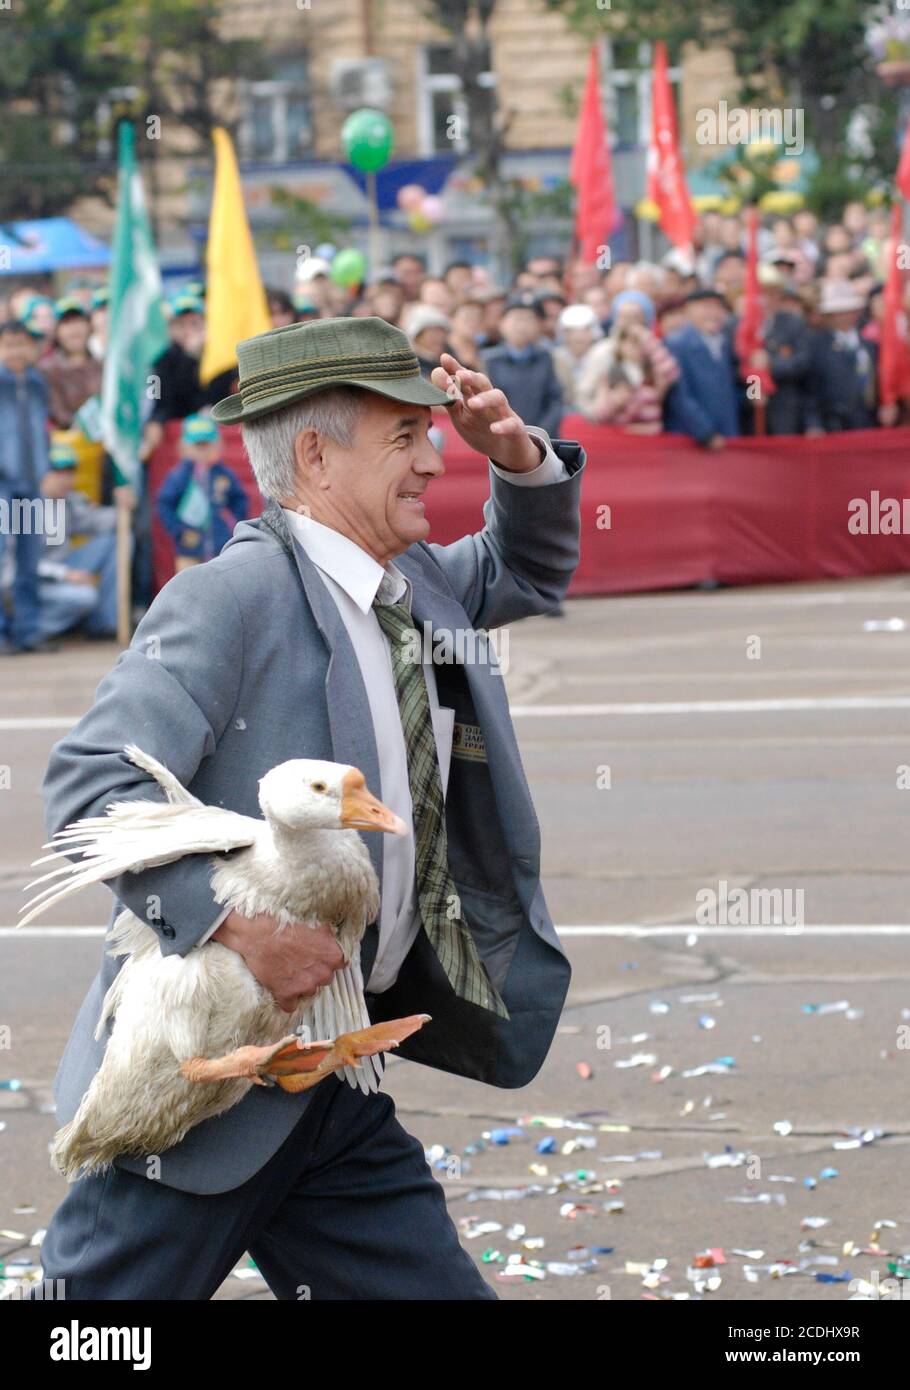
198 427 568 993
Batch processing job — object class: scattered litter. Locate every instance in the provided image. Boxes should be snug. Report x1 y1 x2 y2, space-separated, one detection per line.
726 1193 787 1206
682 1057 735 1077
693 1248 726 1267
497 1261 545 1281
460 1220 503 1240
833 1127 882 1150
705 1150 747 1169
561 1136 596 1155
559 1202 597 1219
488 1127 524 1146
863 618 905 632
576 1062 593 1081
773 1120 793 1136
614 1053 657 1069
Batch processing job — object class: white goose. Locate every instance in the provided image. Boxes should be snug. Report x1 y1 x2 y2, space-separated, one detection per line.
20 746 429 1180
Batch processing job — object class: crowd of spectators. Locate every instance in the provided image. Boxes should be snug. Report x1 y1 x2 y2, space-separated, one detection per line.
1 200 908 650
344 204 908 448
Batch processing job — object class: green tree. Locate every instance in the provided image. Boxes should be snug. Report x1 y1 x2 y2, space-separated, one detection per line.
420 0 539 273
0 0 264 223
543 0 901 217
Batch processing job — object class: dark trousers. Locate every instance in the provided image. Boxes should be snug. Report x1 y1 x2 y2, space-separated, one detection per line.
35 1077 496 1301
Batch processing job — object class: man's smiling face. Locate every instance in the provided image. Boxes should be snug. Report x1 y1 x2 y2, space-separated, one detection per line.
291 391 446 565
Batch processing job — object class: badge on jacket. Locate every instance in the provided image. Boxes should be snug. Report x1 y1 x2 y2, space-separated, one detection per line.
452 722 487 762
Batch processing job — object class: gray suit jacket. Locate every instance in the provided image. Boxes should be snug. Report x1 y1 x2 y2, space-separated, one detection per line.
45 442 584 1193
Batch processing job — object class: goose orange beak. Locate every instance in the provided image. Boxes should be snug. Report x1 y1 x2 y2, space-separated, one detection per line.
340 768 407 835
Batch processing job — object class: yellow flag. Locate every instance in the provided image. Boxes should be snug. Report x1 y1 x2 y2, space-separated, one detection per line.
199 127 271 385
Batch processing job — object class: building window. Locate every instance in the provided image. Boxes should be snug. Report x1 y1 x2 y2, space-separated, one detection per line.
602 40 681 148
239 56 312 164
416 43 496 157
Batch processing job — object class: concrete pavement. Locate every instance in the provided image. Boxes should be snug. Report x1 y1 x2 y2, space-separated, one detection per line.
3 574 910 1300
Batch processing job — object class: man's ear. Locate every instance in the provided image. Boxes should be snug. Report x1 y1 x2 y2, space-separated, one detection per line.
293 428 329 489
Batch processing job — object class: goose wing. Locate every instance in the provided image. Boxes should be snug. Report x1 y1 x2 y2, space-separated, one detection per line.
19 800 262 927
122 743 204 806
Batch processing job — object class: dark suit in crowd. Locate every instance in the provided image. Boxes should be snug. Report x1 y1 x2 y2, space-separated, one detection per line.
763 310 816 436
481 343 564 438
662 324 741 442
807 328 878 432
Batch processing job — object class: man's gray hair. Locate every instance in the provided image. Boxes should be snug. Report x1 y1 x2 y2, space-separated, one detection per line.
241 386 366 501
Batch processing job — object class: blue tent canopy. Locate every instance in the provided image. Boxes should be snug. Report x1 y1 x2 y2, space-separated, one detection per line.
0 217 110 276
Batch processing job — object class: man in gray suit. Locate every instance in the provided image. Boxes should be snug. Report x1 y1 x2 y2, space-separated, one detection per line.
35 315 584 1300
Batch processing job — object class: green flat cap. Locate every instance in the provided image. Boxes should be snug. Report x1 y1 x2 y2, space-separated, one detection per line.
211 315 453 423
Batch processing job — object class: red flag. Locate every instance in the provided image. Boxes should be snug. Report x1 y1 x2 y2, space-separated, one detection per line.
570 45 619 265
735 206 775 402
646 40 696 250
897 113 910 202
880 202 910 406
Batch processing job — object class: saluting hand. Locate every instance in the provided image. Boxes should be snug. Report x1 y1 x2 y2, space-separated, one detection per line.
431 352 541 474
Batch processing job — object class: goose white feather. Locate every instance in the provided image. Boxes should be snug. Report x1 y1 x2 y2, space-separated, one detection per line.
20 746 406 1179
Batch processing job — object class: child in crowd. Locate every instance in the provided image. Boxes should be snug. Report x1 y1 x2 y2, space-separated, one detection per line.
156 413 249 570
36 441 118 641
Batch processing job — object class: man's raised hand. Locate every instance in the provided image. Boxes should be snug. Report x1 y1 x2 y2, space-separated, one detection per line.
431 351 541 474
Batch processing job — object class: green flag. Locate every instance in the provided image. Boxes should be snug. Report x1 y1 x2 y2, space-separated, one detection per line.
101 122 169 488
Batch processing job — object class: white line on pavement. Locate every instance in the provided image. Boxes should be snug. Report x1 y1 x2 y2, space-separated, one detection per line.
4 924 910 939
0 717 77 730
4 695 910 731
556 924 910 936
511 696 910 717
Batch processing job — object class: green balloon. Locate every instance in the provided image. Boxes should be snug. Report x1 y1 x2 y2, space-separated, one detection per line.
341 107 394 173
330 247 367 287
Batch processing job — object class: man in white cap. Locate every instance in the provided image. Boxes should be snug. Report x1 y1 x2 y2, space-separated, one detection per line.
809 281 878 432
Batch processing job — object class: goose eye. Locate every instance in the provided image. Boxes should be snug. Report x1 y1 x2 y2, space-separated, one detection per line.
311 780 328 793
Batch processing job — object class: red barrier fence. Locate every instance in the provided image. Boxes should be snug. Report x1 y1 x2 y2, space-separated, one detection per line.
149 416 910 597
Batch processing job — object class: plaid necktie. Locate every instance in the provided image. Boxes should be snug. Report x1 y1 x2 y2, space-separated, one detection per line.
372 598 509 1019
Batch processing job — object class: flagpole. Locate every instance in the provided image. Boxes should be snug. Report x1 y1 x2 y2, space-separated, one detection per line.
366 170 382 272
100 121 169 645
116 489 133 647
